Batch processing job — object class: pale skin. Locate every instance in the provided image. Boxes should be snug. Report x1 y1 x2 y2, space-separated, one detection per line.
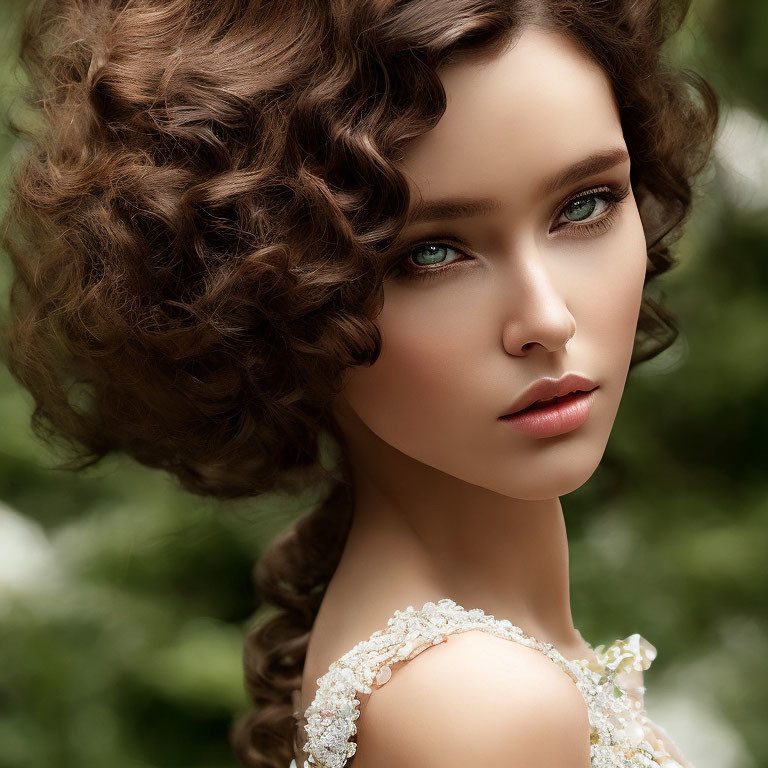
298 23 689 767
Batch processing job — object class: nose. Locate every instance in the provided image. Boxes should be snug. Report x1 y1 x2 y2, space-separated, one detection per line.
500 246 577 356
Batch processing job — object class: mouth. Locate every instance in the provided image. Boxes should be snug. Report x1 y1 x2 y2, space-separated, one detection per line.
499 387 598 438
500 373 599 418
517 389 594 412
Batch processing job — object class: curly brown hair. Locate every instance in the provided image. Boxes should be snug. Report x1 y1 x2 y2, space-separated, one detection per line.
0 0 718 766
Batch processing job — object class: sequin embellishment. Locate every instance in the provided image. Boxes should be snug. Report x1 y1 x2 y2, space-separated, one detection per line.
294 598 687 768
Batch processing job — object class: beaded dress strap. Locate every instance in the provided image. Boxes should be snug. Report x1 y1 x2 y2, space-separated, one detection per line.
299 597 584 768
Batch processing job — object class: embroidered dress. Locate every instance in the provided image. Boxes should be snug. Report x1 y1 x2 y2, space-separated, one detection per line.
288 598 692 768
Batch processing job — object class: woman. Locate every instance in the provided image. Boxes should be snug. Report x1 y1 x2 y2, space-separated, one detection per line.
1 0 719 767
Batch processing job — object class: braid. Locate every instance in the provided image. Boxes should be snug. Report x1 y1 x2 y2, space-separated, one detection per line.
231 477 354 768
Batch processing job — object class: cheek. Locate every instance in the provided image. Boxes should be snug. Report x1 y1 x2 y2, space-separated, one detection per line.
342 284 484 453
585 209 648 355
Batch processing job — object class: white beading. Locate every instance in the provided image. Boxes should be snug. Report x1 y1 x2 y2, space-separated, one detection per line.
290 598 686 768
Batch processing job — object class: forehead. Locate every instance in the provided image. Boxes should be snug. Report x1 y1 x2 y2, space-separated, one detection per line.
399 25 625 209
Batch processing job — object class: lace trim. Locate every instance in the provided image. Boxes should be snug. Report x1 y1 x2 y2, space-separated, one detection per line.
295 597 678 768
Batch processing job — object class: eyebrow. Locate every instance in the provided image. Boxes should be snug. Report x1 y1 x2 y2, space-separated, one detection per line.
404 146 630 225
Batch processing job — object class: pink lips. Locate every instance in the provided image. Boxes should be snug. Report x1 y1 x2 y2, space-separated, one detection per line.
501 372 599 416
499 388 598 437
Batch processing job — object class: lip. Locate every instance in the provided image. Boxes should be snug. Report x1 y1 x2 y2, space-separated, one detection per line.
500 373 599 417
499 389 598 438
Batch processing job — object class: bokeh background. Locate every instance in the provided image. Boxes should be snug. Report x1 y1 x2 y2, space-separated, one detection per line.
0 0 766 766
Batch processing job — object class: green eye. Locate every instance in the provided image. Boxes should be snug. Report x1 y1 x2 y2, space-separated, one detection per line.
563 196 598 222
411 244 458 267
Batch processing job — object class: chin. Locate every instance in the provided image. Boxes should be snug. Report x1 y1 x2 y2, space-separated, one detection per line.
500 470 598 500
488 442 606 500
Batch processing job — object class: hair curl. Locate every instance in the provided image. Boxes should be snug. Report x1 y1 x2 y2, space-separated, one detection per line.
0 0 719 766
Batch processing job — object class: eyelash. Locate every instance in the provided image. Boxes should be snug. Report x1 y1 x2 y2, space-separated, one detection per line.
390 182 632 283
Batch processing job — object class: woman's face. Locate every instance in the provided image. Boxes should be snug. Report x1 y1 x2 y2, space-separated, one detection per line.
333 25 648 500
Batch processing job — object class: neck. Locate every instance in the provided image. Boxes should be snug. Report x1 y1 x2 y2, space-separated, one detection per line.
331 422 583 657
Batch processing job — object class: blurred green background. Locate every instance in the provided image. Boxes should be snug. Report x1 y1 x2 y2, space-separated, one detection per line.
0 0 766 767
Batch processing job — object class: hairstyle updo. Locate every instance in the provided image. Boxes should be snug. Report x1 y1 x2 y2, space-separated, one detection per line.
0 0 719 766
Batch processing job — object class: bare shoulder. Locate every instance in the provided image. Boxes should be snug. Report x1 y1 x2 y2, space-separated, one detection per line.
351 629 592 768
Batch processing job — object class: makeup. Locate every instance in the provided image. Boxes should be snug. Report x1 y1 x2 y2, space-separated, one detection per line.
498 388 597 437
